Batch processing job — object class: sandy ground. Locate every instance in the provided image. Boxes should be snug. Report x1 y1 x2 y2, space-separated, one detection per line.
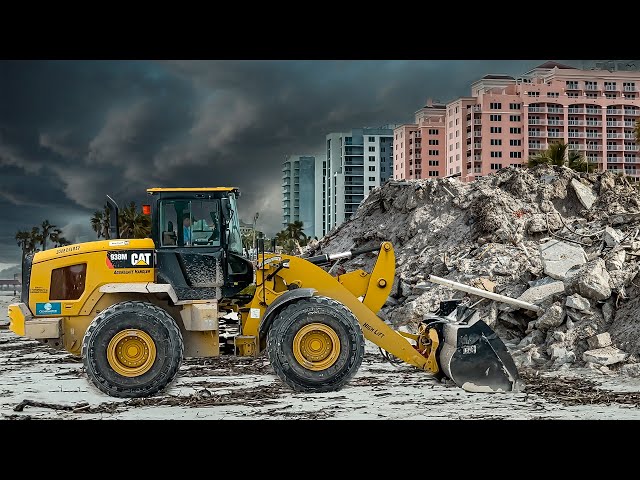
2 291 640 420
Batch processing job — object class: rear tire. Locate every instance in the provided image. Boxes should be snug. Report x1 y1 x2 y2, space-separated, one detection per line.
81 300 184 398
267 296 364 392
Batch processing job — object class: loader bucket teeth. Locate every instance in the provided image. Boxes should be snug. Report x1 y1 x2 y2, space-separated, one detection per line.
438 319 521 393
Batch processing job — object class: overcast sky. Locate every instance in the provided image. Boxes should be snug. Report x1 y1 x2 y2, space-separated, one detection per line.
1 59 587 269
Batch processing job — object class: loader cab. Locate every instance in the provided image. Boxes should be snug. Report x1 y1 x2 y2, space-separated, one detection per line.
146 187 253 301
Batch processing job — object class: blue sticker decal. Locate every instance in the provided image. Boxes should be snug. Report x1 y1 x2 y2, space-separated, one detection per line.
35 302 62 315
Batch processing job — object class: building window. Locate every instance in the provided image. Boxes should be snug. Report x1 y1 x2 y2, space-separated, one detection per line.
567 92 579 98
429 129 439 135
490 151 502 158
449 156 453 163
428 150 439 156
490 163 503 170
510 115 521 122
527 91 540 97
368 136 375 142
456 154 460 161
546 92 559 98
369 156 375 162
368 166 375 171
509 103 522 109
429 171 439 177
490 102 502 110
381 147 386 152
455 119 459 126
368 146 375 152
510 151 522 158
510 139 521 146
428 139 439 145
428 160 439 166
490 139 502 146
510 127 521 134
490 114 502 121
455 142 459 149
456 130 459 137
449 145 453 151
368 176 375 181
490 126 502 134
449 121 453 127
381 167 386 172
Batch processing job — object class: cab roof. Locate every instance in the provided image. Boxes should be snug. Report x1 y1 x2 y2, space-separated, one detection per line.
146 187 239 193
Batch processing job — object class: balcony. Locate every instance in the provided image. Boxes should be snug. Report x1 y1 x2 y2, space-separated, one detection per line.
607 145 623 151
625 145 639 151
624 86 637 92
625 121 636 127
529 131 545 137
528 107 545 113
474 119 482 125
585 121 602 126
473 168 482 173
473 105 481 112
586 133 602 138
585 84 600 91
568 108 584 114
568 144 586 150
624 110 639 116
474 130 482 137
567 120 584 126
605 85 618 91
529 143 545 149
474 155 481 161
607 109 624 115
528 119 545 125
625 133 636 139
568 132 585 138
548 120 563 126
548 107 563 114
566 84 579 90
586 109 602 115
607 121 624 127
586 156 602 162
548 132 563 138
466 145 472 152
474 143 482 149
467 132 472 139
586 145 601 150
607 133 624 139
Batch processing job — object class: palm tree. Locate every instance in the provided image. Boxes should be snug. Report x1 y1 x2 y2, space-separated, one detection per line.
50 228 71 247
527 141 592 172
26 227 42 254
39 220 57 251
15 230 31 264
91 210 104 239
118 201 151 239
285 221 307 246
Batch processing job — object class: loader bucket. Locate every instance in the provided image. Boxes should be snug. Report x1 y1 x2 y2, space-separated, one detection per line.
438 319 521 393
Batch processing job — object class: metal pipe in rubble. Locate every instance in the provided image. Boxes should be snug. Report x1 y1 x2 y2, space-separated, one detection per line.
428 275 543 314
305 245 381 266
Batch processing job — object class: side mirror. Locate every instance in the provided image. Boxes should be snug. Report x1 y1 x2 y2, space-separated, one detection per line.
221 198 233 224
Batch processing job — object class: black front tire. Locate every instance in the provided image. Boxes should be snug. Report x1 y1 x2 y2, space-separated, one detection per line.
267 296 365 393
81 300 184 398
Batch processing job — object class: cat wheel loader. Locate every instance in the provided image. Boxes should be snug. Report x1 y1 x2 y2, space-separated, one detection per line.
8 187 520 398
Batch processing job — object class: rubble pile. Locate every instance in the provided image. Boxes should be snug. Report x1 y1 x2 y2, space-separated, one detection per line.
313 165 640 376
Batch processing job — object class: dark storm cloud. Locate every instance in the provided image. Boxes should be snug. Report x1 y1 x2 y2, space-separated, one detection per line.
1 59 576 267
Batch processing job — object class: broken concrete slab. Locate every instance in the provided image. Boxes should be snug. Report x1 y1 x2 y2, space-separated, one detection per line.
603 226 623 247
587 332 612 350
539 239 587 281
605 250 626 271
548 344 576 368
564 258 612 301
565 293 590 312
582 346 629 366
518 280 565 305
571 179 597 210
602 300 614 324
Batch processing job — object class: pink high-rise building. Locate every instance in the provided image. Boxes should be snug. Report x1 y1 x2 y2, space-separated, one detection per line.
393 100 446 179
394 61 640 181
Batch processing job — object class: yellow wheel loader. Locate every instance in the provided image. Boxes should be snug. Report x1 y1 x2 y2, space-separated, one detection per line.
8 187 520 398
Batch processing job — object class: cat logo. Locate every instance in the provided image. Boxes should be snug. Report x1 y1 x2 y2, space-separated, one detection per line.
131 252 152 266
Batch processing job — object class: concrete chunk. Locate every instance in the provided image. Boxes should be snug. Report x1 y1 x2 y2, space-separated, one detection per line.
582 346 628 366
565 293 590 312
517 280 565 305
587 332 612 349
564 258 612 301
571 179 597 210
603 226 623 247
536 303 565 331
539 239 587 280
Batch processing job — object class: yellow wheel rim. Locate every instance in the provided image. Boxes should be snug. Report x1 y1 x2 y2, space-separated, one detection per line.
292 323 341 371
106 329 157 377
